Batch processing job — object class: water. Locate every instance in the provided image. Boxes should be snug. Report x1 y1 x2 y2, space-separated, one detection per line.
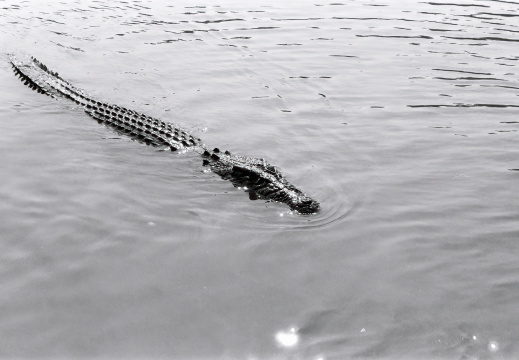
1 0 519 358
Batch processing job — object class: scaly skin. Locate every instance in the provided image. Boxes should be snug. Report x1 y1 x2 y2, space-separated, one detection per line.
202 148 320 214
9 54 320 214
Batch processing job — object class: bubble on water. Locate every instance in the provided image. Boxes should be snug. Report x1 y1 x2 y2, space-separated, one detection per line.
275 327 299 347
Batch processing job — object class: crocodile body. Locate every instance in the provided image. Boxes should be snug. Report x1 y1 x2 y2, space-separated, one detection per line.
9 54 320 214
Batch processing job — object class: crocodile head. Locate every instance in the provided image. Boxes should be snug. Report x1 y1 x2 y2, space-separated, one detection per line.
203 148 320 214
291 195 320 215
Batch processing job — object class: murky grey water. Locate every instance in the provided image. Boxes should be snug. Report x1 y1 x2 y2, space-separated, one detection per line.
1 0 519 359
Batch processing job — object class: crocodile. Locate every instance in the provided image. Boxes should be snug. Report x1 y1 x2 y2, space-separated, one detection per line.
8 54 320 214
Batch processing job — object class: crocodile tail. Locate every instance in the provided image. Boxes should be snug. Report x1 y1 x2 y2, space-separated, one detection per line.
8 54 202 151
9 55 54 97
9 54 88 104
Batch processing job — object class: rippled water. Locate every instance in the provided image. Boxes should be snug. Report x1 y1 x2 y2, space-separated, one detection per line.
1 0 519 359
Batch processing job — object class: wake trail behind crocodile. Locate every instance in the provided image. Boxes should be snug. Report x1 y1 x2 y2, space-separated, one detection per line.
8 54 320 214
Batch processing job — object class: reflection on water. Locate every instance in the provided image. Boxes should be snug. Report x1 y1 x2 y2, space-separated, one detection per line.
1 0 519 359
275 327 299 348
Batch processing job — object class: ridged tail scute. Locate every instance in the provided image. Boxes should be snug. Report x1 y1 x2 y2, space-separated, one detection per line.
202 148 320 214
9 54 320 214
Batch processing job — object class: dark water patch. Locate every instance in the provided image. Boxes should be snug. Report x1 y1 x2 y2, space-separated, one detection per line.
33 17 66 25
443 36 519 42
476 12 519 18
146 39 187 45
194 18 244 24
458 13 497 20
2 4 20 10
49 30 70 37
125 20 179 26
235 26 279 30
495 28 519 34
88 5 111 11
428 50 464 55
440 41 489 47
50 42 84 52
134 4 151 10
334 16 459 27
289 76 332 79
495 56 519 61
466 53 492 59
422 2 490 7
271 17 324 21
429 28 462 32
491 0 519 5
162 28 218 35
433 76 505 81
329 54 358 58
357 34 433 39
408 103 519 108
481 85 519 90
124 5 150 11
432 68 493 75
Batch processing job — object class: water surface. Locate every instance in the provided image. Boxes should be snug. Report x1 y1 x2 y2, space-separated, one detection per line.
1 0 519 359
